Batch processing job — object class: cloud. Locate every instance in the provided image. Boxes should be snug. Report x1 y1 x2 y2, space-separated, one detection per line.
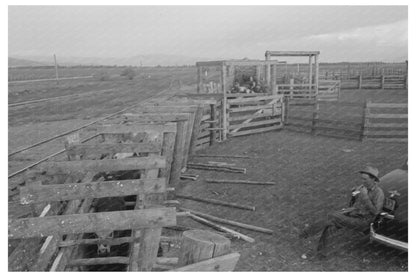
307 19 407 45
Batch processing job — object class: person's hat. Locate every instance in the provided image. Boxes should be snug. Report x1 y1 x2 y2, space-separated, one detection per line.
359 166 379 181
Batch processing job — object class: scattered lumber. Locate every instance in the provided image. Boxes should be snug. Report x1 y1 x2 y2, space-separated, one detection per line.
187 214 255 243
207 161 236 166
169 252 240 271
187 162 246 174
180 173 199 181
175 194 255 211
205 179 276 186
194 154 251 159
180 208 273 234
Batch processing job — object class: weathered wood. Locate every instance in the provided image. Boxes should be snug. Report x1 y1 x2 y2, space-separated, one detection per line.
229 118 281 130
160 131 176 184
266 50 320 57
20 178 166 204
188 214 255 243
367 113 407 119
189 105 205 156
229 124 282 137
178 229 231 266
170 252 240 272
130 150 164 271
205 179 275 186
9 208 176 239
38 156 166 174
194 154 251 159
181 208 273 234
209 104 217 146
58 235 180 247
171 120 186 187
8 204 53 271
176 194 255 211
66 142 161 158
68 256 129 266
97 123 177 134
123 113 190 122
228 95 282 104
186 163 246 173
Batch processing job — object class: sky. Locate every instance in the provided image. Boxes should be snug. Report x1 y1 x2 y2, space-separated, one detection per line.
8 5 408 63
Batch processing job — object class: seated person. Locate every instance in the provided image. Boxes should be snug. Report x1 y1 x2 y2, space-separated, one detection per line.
300 166 385 258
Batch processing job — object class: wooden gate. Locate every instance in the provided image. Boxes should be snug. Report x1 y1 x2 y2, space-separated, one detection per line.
226 94 284 137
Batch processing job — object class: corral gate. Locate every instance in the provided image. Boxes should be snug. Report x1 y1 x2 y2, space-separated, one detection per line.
226 94 284 137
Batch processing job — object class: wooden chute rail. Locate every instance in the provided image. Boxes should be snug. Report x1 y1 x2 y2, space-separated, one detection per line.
8 97 239 271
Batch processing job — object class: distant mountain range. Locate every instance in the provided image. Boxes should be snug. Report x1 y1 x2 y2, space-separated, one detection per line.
8 54 213 67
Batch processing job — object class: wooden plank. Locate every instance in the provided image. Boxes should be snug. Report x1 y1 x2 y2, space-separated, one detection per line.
196 136 211 146
171 120 186 187
38 156 166 174
205 179 275 186
228 95 282 104
181 208 273 234
176 194 255 211
97 123 177 134
190 106 205 156
9 208 176 239
267 50 320 56
66 142 161 157
230 104 276 113
229 118 281 130
226 92 269 98
366 130 408 136
133 105 198 114
367 114 407 119
367 103 407 108
366 123 408 128
20 178 166 204
188 214 255 243
194 154 251 159
123 113 190 122
229 110 275 122
160 130 176 183
169 252 240 271
229 124 282 137
68 257 129 266
366 138 408 143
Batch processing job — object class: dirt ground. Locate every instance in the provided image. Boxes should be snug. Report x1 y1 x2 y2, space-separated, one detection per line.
178 130 407 271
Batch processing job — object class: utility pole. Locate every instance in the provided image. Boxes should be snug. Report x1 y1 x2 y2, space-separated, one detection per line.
53 54 59 84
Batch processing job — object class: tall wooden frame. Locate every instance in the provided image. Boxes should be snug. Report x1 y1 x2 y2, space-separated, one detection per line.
264 51 320 96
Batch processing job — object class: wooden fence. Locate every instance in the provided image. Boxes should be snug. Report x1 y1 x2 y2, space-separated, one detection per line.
226 94 284 137
276 80 340 101
325 74 407 90
285 100 407 142
363 102 408 142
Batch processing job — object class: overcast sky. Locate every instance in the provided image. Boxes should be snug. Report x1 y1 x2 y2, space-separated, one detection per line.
8 5 408 62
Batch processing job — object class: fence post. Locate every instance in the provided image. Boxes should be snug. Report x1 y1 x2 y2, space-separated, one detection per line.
311 101 319 135
197 66 202 93
221 63 227 141
289 78 294 99
361 100 370 141
358 74 362 89
209 104 217 146
271 64 277 95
